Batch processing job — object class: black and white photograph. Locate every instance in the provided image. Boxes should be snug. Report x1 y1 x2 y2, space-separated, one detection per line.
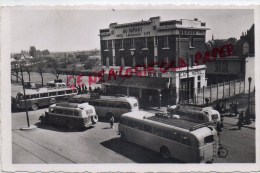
1 3 259 172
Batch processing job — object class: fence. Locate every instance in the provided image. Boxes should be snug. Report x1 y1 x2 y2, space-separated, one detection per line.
195 79 245 105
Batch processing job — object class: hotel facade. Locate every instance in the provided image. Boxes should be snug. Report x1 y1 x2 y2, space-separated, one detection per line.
99 16 209 106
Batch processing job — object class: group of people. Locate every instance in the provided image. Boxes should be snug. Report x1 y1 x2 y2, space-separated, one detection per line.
216 100 252 130
76 84 102 95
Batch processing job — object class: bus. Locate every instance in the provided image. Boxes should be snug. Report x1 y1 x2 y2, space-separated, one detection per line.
39 102 98 130
167 104 221 127
118 111 219 163
69 94 139 120
14 87 77 111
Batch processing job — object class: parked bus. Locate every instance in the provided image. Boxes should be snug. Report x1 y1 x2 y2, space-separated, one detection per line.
14 87 77 111
167 104 221 127
118 111 219 163
69 94 139 119
39 102 98 130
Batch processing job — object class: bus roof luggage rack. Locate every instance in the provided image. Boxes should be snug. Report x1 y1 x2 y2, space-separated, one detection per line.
148 113 208 131
56 102 88 108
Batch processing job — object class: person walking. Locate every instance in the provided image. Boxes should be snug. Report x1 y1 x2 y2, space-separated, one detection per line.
237 111 244 130
110 116 114 129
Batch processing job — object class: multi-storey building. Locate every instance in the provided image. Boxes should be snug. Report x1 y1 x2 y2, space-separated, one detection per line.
99 16 209 106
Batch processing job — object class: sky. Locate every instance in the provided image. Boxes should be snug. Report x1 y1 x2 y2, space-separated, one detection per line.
9 8 254 53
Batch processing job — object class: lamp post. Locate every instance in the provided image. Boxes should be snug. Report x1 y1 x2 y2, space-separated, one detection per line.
245 77 252 124
20 64 36 130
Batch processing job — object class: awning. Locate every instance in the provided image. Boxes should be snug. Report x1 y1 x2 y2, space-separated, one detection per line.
97 74 169 90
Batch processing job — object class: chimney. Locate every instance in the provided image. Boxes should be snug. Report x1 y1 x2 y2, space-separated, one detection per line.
194 18 198 21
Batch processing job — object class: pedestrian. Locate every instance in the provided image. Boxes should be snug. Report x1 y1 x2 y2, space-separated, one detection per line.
237 111 244 130
205 98 209 106
110 116 114 129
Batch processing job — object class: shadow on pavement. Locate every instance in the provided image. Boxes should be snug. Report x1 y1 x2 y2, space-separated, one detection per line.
100 138 181 163
35 122 94 133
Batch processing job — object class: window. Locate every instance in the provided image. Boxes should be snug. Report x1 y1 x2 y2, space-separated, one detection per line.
121 103 130 109
86 109 93 114
56 109 63 114
164 36 168 47
133 103 138 107
92 101 99 106
131 38 135 48
153 127 163 137
204 135 214 144
40 93 48 97
197 76 201 81
66 90 72 94
64 110 73 116
198 82 201 89
222 61 228 72
197 114 204 121
215 61 221 72
25 95 30 99
74 111 79 116
163 130 173 140
189 36 194 48
73 89 77 93
107 102 115 108
31 94 39 99
49 92 57 96
99 102 107 107
211 114 219 120
120 39 124 49
143 124 152 133
114 102 121 108
155 37 158 46
181 136 190 146
143 38 147 48
58 91 65 95
127 120 134 128
134 122 142 130
174 133 181 142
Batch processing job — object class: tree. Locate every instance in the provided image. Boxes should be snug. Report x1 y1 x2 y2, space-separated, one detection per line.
42 49 50 56
11 62 20 83
29 46 37 58
36 61 45 86
51 59 60 79
21 60 32 82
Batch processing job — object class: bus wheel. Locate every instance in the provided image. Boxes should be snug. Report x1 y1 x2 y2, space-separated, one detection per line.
91 115 98 124
32 103 39 111
160 146 171 160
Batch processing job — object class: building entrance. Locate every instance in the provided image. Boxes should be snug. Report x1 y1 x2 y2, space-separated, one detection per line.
179 77 194 103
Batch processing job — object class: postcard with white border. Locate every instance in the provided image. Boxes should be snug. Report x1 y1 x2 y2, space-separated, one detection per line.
1 3 260 172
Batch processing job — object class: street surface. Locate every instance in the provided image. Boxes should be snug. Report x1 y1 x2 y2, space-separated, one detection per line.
11 84 255 163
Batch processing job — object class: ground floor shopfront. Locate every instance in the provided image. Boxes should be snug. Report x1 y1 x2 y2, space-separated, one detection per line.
99 65 207 107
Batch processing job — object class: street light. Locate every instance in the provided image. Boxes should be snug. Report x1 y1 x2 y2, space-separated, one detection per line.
245 77 252 124
19 64 36 130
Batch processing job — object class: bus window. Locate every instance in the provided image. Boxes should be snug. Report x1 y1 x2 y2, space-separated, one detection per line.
56 109 63 114
92 101 99 106
134 122 142 130
163 130 173 140
211 114 218 120
133 103 138 107
181 136 190 146
107 102 115 108
114 102 121 108
153 127 163 137
127 120 134 128
121 103 131 109
74 111 79 116
174 132 181 142
64 110 73 116
40 93 48 97
31 94 39 99
49 92 57 96
25 95 30 99
143 124 152 133
58 91 65 95
204 135 214 144
99 102 107 107
66 90 73 94
72 89 77 93
197 114 204 121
